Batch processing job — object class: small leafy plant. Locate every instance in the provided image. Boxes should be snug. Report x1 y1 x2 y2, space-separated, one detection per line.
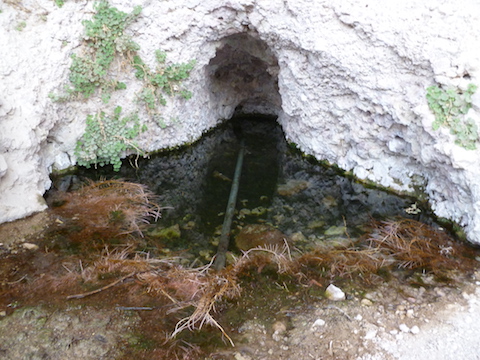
67 1 141 101
426 83 478 150
75 106 146 171
133 50 195 110
15 21 26 31
53 1 195 171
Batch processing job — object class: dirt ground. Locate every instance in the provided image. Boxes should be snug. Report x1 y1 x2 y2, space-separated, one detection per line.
1 211 480 360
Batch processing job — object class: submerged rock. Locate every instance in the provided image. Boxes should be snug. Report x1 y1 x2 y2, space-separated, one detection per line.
277 180 310 196
150 224 181 240
235 224 288 251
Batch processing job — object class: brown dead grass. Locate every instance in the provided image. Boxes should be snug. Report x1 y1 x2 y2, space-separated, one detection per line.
50 179 161 249
365 218 474 272
297 217 476 283
50 218 476 345
4 216 476 357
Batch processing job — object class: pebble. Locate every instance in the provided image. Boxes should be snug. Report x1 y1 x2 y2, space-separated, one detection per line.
272 321 287 334
434 287 446 297
364 329 377 339
325 284 345 301
22 242 39 251
290 232 307 242
311 318 326 329
324 225 346 236
361 299 373 306
399 323 410 333
410 325 420 334
272 321 287 341
234 353 251 360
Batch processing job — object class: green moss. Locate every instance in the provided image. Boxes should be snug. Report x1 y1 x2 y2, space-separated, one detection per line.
134 52 195 111
149 224 181 240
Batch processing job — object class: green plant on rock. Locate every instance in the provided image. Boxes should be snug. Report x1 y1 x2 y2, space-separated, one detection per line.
426 83 478 150
133 50 195 111
67 1 141 101
15 21 26 31
52 1 196 171
75 106 146 171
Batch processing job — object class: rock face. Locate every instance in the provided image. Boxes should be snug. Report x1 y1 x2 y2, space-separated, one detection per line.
1 0 480 243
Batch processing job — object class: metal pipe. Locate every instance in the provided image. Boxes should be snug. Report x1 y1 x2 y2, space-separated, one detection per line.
213 139 245 270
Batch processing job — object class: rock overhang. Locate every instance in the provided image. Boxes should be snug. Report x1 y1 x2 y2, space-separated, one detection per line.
1 0 480 245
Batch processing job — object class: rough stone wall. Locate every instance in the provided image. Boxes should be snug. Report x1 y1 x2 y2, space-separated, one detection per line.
1 0 480 243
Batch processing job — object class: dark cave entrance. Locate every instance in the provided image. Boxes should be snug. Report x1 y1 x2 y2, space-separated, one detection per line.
60 33 433 261
205 33 282 118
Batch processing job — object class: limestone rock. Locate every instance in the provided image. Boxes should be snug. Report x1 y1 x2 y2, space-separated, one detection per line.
1 0 480 245
325 284 346 301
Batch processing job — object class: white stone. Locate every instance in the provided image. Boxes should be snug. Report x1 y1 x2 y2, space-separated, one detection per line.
364 329 377 340
410 325 420 334
325 284 346 301
1 0 480 246
311 318 326 329
22 242 39 251
399 324 410 333
234 353 251 360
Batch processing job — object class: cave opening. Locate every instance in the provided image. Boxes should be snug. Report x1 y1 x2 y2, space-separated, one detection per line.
205 32 283 118
51 33 435 261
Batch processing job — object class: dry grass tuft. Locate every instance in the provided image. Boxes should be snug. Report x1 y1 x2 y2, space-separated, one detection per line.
365 218 469 272
298 247 387 282
50 179 161 248
26 216 474 352
231 241 300 277
296 217 475 283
